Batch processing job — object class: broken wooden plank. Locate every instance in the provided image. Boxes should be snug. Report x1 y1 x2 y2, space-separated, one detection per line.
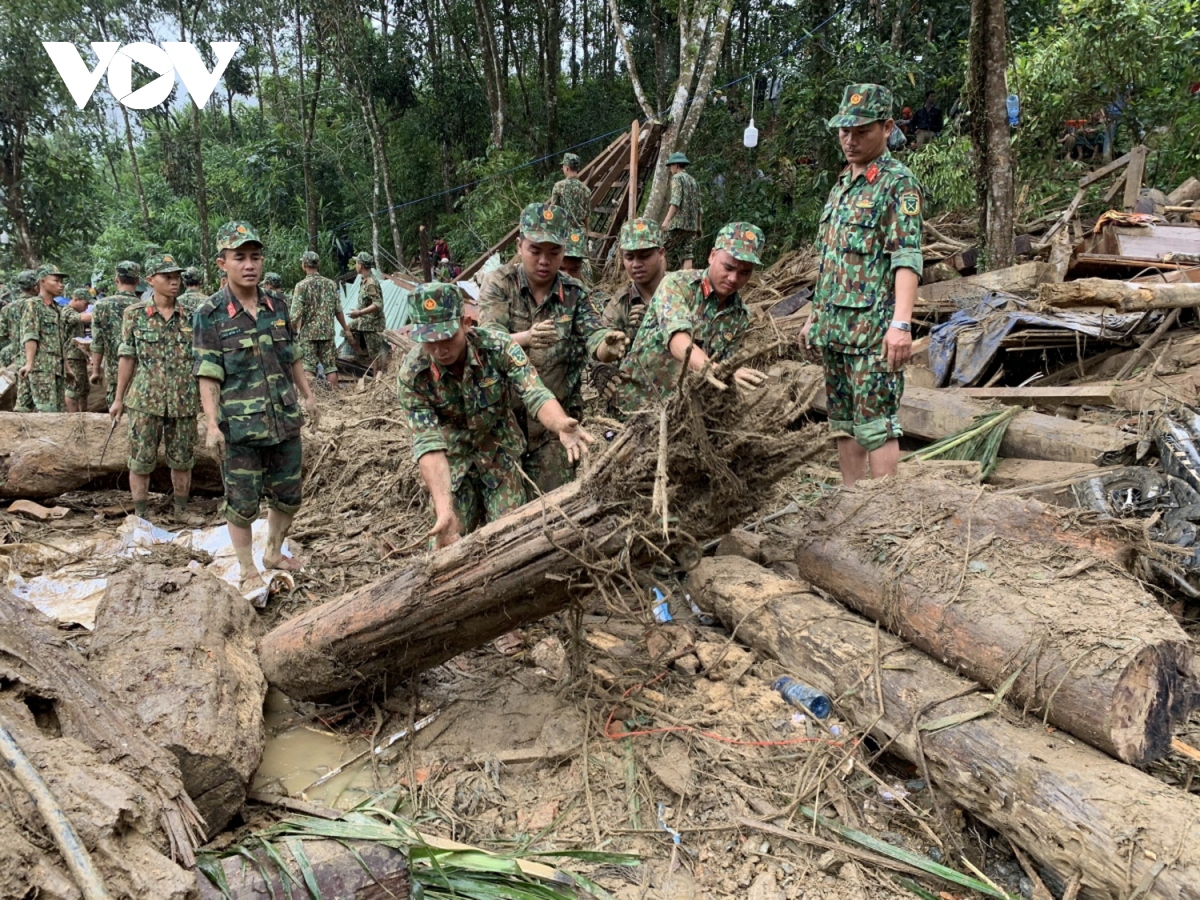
958 383 1119 407
1078 149 1132 188
1122 145 1149 212
1039 278 1200 312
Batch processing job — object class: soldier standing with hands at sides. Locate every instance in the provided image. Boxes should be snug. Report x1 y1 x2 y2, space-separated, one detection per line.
347 251 385 365
661 152 702 270
18 264 69 413
90 261 143 407
478 202 626 493
111 253 203 523
193 222 319 591
549 153 591 235
292 250 350 390
62 288 94 412
800 84 923 486
399 283 594 548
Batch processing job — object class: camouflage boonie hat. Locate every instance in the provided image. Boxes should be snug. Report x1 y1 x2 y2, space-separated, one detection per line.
827 83 894 128
300 250 320 266
69 288 91 303
619 217 664 251
115 260 141 280
16 269 39 291
182 266 203 286
264 272 283 287
144 252 184 276
409 283 463 343
519 202 569 246
216 221 262 251
35 263 68 280
354 251 375 268
712 222 765 266
564 230 587 258
666 152 690 165
562 152 581 169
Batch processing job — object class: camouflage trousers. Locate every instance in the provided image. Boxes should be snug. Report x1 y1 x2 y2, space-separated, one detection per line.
350 330 385 364
454 463 528 535
521 436 575 495
26 372 65 413
301 338 337 376
221 436 303 529
664 228 699 270
821 347 904 452
103 359 120 408
127 410 197 475
65 357 89 403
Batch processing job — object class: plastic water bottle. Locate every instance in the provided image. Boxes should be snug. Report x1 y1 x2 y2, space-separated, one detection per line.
1006 94 1020 127
772 677 831 718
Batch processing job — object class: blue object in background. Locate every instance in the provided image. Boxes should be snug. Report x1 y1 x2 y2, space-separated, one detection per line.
1006 93 1020 126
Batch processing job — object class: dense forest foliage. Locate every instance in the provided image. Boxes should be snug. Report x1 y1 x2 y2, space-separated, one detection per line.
0 0 1196 286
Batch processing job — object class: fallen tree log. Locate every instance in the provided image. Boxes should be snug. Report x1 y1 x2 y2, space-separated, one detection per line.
1039 278 1200 312
260 366 825 700
0 412 222 499
197 838 410 900
688 556 1200 900
786 470 1196 764
89 566 267 837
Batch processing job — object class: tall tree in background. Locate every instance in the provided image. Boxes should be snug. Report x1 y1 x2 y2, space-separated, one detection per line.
968 0 1015 268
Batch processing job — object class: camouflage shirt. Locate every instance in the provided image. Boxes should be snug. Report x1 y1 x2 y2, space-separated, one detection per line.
478 263 610 423
0 296 31 361
398 327 555 491
348 274 385 333
119 297 200 417
20 298 65 376
92 290 141 381
810 151 924 354
668 171 701 232
292 274 341 341
550 177 591 233
599 282 649 337
192 287 303 445
61 306 91 361
613 268 751 410
179 288 210 307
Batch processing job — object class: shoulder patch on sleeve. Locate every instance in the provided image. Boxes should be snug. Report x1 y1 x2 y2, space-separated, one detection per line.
899 191 921 217
507 342 529 367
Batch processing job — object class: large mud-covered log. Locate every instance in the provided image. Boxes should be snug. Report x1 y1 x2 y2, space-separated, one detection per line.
787 471 1196 764
197 839 410 899
89 566 267 837
0 412 222 499
689 556 1200 900
1039 278 1200 312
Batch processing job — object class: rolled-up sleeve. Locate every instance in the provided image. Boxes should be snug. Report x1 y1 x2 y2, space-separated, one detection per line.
191 306 226 382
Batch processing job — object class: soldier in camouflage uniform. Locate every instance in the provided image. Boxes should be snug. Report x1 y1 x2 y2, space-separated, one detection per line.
612 222 767 412
347 251 386 365
661 152 702 270
549 153 591 235
111 253 203 522
398 282 594 547
263 272 286 303
292 250 350 389
194 222 319 589
800 84 923 486
0 270 38 368
179 267 209 306
90 261 143 406
600 217 667 336
62 288 94 412
561 229 594 287
478 202 626 493
18 264 70 413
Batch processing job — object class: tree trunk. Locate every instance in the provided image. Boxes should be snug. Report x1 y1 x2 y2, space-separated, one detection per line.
197 839 410 899
609 0 656 118
968 0 1014 268
786 471 1197 764
0 123 35 265
367 98 404 268
689 556 1200 900
89 566 267 838
0 412 223 500
472 0 506 148
297 2 321 250
120 107 151 234
1038 279 1200 312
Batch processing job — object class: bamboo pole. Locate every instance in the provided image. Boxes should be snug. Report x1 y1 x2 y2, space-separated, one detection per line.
629 119 640 218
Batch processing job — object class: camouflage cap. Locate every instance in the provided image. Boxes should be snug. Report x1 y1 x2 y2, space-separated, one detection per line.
16 269 39 291
115 260 141 280
69 288 91 303
409 283 463 343
264 272 283 288
619 217 664 251
35 263 68 280
564 230 588 258
354 251 375 268
827 83 894 128
300 250 320 267
562 152 581 169
666 152 690 166
712 221 765 266
519 202 569 246
144 251 184 276
216 221 262 251
182 266 203 286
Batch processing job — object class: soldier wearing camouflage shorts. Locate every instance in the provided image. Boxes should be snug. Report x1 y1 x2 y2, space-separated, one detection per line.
661 152 702 270
18 264 70 413
347 251 386 365
90 261 143 406
801 84 923 486
399 283 595 548
0 270 38 368
612 222 768 412
112 253 202 522
479 202 626 493
292 250 350 389
549 153 591 235
194 221 319 590
179 267 209 306
62 288 94 412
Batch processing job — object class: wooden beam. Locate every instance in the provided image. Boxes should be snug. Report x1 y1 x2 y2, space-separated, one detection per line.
1078 150 1132 188
628 119 639 218
1123 145 1148 212
459 226 518 280
958 383 1120 407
